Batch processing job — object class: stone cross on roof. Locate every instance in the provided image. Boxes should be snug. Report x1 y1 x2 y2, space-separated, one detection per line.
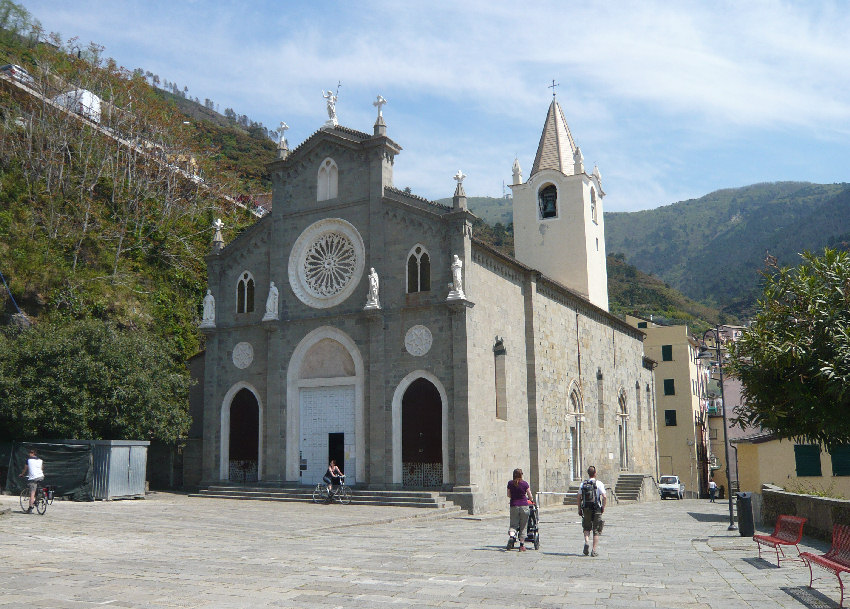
213 218 224 231
453 169 466 186
373 95 387 118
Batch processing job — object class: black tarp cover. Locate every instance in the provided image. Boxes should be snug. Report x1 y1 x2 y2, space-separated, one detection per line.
5 442 93 501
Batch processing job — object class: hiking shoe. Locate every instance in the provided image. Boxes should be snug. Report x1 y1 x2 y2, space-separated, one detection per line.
591 550 598 557
583 543 589 556
519 545 526 552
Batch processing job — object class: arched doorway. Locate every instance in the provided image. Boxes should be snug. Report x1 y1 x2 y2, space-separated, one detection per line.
401 378 443 488
286 327 364 485
229 388 259 482
219 382 263 482
618 391 629 470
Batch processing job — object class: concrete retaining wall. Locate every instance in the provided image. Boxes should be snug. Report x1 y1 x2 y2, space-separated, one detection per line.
762 485 850 541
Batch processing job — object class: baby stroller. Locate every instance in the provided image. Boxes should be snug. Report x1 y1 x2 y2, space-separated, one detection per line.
507 502 540 550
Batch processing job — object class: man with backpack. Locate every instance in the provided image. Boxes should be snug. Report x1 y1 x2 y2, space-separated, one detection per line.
577 465 607 557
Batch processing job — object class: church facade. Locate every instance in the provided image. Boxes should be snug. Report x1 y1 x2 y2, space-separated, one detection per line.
197 99 658 512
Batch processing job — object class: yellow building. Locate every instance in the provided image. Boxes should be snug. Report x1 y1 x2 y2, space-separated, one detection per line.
734 434 850 498
627 316 710 497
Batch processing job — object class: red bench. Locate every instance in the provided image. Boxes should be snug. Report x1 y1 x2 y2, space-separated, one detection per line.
753 514 807 566
800 523 850 607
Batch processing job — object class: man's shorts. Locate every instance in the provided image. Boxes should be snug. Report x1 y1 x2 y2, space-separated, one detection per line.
27 477 43 493
582 509 604 534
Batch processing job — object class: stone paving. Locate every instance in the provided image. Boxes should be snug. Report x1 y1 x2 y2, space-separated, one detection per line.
0 492 843 608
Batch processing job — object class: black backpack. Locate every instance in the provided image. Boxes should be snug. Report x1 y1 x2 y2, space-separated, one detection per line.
580 479 600 511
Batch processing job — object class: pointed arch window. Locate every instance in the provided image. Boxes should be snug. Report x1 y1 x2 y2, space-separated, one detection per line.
590 187 598 224
317 158 338 201
635 381 642 430
406 245 431 293
237 271 255 314
538 184 558 219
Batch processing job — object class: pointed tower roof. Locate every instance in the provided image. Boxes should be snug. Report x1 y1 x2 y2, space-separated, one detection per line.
530 98 577 177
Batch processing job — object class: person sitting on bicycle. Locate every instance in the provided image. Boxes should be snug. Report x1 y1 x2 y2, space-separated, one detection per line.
19 448 44 514
322 459 343 495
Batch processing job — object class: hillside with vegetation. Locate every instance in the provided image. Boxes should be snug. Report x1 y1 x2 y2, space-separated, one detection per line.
0 4 267 441
605 182 850 318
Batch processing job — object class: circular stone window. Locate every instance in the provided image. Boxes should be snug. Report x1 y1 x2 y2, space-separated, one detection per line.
288 218 365 308
405 325 433 357
232 342 254 369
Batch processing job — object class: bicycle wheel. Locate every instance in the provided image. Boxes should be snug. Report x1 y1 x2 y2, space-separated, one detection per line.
35 494 47 515
20 488 30 511
312 484 327 504
337 486 352 505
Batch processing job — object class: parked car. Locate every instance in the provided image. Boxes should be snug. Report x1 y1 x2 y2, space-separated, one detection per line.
0 63 35 87
659 475 685 500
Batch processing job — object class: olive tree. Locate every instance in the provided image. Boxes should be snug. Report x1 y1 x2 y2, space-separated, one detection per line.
729 248 850 445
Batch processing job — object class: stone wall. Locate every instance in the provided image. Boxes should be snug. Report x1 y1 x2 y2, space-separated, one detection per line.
762 485 850 541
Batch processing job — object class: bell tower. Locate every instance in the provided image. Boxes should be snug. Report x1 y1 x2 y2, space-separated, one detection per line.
510 97 608 311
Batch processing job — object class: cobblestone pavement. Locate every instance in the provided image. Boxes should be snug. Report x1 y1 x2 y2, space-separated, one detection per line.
0 492 841 608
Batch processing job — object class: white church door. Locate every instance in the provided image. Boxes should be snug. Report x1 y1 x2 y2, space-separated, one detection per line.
299 385 355 485
287 331 363 486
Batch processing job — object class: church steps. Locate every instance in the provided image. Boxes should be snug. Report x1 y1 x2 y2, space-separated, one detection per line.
190 486 460 509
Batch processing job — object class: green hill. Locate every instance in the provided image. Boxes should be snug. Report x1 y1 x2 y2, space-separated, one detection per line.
605 182 850 318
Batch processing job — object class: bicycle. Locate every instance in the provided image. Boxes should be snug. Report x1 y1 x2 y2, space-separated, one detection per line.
19 483 52 515
312 476 352 505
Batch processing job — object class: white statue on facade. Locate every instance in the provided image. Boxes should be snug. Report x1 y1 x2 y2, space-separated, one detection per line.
447 254 466 300
262 281 279 321
322 86 339 126
277 122 289 159
200 289 216 328
364 267 380 310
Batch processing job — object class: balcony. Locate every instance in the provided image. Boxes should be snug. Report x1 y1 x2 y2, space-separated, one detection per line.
707 404 723 416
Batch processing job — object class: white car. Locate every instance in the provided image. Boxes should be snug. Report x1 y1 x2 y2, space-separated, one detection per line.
659 475 685 500
0 63 35 87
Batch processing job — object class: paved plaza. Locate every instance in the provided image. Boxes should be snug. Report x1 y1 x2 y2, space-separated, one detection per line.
0 492 841 608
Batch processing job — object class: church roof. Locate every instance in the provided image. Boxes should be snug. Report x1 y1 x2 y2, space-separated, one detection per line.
530 98 577 178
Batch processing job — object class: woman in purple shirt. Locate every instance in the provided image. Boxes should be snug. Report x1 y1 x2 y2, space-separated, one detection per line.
507 468 533 551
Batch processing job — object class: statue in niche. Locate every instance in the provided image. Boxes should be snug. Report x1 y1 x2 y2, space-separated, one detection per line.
447 255 466 300
200 289 216 327
364 267 380 309
262 281 279 321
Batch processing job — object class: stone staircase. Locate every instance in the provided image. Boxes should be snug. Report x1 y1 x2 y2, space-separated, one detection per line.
190 485 462 511
614 473 651 502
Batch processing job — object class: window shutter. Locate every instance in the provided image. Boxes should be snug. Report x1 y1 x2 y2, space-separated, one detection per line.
830 445 850 477
794 444 822 477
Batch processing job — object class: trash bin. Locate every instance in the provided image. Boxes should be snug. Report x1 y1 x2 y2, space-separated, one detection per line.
736 492 755 537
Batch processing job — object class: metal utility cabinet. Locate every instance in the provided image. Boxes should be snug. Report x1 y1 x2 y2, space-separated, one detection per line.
85 440 149 500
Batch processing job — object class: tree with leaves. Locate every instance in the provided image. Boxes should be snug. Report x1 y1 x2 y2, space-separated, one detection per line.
729 249 850 446
0 319 192 442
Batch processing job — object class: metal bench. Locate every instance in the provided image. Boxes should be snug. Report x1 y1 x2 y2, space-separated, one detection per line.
753 514 807 566
800 523 850 607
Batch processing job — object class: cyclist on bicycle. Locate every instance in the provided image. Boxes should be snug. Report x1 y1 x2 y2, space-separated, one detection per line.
19 448 44 514
322 459 344 496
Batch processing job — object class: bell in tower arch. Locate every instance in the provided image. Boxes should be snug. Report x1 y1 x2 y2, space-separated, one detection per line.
538 184 557 219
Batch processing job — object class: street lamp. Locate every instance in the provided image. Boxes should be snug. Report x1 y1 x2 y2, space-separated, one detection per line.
697 326 738 531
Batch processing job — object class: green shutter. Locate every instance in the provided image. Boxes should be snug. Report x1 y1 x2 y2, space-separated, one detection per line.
662 345 673 361
664 379 675 395
794 444 822 477
831 445 850 477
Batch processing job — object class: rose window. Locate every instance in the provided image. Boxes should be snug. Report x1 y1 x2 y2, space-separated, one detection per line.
289 218 365 309
303 232 357 297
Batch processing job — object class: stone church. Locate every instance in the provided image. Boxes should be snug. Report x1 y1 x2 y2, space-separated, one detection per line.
195 96 658 512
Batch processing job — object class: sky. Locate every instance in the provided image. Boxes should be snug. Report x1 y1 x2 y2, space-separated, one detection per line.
21 0 850 212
